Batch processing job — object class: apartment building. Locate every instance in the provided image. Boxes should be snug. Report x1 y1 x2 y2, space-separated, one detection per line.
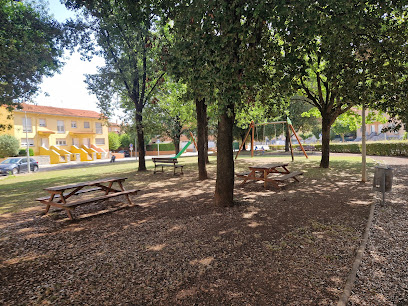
0 104 109 162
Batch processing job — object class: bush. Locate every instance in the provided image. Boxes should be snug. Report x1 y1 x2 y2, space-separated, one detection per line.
18 148 34 156
146 143 175 151
313 141 408 157
108 132 121 151
0 135 20 158
119 133 131 149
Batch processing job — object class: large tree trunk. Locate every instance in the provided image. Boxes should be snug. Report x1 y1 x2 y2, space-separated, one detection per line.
173 135 180 155
285 124 290 152
320 116 331 168
215 108 235 207
196 98 208 180
204 102 210 164
173 116 182 155
240 131 247 151
135 107 146 171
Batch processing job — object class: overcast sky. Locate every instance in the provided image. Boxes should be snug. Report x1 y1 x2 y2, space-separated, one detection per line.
33 0 111 116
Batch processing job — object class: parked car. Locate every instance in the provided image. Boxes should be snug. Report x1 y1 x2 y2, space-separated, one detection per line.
0 157 39 175
118 150 130 157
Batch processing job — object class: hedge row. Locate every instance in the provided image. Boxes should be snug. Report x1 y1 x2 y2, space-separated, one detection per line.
18 148 34 156
146 143 176 151
314 142 408 157
266 141 408 157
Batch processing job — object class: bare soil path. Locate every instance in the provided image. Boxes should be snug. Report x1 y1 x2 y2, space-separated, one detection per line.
0 155 382 305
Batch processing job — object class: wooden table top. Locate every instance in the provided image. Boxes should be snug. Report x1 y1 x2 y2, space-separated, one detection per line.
44 177 127 191
248 163 289 170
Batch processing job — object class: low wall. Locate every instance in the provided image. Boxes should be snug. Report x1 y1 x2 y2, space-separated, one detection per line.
145 150 175 156
34 155 51 165
111 153 125 159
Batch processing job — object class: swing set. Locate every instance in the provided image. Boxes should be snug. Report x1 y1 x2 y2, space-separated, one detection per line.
235 118 308 161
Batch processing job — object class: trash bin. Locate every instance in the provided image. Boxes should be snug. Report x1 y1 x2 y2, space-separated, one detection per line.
373 165 393 206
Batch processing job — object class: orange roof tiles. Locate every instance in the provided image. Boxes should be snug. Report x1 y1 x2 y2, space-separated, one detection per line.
17 103 103 119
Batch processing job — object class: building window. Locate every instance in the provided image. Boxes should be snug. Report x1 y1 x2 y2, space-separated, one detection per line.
84 122 90 128
371 125 376 133
56 138 67 146
22 117 32 132
57 120 65 133
39 119 46 127
21 138 34 147
71 121 77 128
95 138 105 145
95 122 103 134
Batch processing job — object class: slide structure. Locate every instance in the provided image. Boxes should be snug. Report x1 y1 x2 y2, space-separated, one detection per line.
172 141 192 159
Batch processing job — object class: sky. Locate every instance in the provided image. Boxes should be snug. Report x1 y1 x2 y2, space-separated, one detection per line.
33 0 112 117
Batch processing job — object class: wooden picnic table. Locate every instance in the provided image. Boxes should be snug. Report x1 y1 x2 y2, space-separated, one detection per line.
36 177 140 220
236 163 303 189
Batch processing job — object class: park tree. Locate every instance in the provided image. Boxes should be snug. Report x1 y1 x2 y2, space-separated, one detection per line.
64 0 165 171
108 132 120 151
165 0 269 206
268 0 408 168
119 133 131 149
0 135 19 158
155 78 195 155
0 0 64 129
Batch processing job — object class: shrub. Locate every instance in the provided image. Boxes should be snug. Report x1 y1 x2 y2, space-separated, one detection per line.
18 148 34 156
146 143 175 151
0 135 20 158
314 141 408 157
119 133 131 149
108 132 121 151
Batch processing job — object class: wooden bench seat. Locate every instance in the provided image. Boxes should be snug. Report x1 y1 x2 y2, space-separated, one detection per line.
36 187 103 201
235 171 251 177
274 171 303 182
152 158 184 175
62 189 140 208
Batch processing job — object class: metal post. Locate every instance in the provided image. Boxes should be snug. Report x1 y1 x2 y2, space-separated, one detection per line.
381 170 386 206
362 103 367 182
25 112 30 173
135 137 137 160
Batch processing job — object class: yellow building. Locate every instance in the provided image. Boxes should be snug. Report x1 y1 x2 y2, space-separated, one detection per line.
0 104 109 162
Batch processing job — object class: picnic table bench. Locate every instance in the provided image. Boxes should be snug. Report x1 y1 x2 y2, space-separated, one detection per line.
36 177 140 220
152 157 184 175
236 163 303 189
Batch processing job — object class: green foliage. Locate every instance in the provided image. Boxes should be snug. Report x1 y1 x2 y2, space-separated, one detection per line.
119 134 131 149
108 132 120 151
146 143 175 152
0 0 64 111
18 148 34 156
314 142 408 157
0 135 20 158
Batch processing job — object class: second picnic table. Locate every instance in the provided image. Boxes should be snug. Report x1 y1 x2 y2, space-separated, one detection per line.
36 177 140 220
237 163 303 189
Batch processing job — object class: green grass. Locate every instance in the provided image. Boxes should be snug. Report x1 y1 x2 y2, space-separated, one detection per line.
0 154 376 215
0 156 201 214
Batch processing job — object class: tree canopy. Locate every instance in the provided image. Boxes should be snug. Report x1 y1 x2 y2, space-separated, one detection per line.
0 0 64 125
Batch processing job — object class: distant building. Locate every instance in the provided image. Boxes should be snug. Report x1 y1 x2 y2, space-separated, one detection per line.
355 109 406 141
108 122 122 134
0 104 109 162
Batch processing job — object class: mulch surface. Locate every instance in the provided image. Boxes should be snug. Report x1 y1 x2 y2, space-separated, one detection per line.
0 157 374 305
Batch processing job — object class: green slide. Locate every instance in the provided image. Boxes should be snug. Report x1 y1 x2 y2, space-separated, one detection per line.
172 141 192 159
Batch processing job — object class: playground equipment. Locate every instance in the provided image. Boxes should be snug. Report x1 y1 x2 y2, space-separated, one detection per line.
164 131 197 159
235 118 308 161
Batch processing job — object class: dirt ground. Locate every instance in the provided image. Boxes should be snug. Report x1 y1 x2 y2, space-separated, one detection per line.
0 155 377 305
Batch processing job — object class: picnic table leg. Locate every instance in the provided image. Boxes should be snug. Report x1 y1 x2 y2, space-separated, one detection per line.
241 170 255 186
118 181 133 205
42 193 56 216
264 170 268 188
60 196 74 220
